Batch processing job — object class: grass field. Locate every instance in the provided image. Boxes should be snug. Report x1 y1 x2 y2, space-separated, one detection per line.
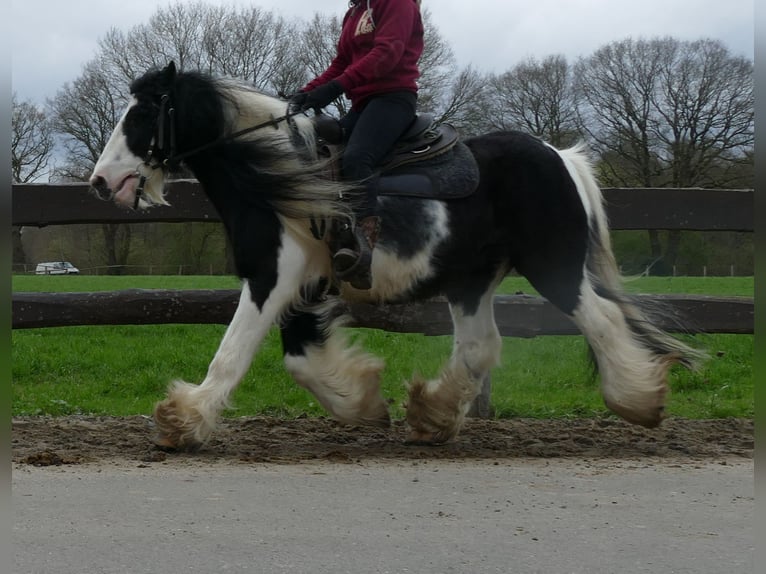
11 275 754 421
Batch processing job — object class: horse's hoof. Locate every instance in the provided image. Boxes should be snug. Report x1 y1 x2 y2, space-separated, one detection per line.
606 400 666 428
404 430 453 446
153 434 179 452
628 407 666 429
369 409 392 428
152 433 202 453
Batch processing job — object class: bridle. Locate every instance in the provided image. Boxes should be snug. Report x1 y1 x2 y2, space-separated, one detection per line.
133 90 303 209
132 93 174 209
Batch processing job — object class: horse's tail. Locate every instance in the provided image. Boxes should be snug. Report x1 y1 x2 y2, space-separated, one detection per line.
559 144 705 370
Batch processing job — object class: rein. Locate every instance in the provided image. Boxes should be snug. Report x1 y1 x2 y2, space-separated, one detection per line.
134 94 301 209
165 110 302 165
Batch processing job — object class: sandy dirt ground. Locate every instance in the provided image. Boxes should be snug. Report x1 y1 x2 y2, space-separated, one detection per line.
11 415 753 467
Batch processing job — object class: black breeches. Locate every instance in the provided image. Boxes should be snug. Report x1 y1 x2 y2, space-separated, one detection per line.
340 91 417 216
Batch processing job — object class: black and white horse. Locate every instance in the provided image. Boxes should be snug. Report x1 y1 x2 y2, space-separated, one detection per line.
90 62 701 449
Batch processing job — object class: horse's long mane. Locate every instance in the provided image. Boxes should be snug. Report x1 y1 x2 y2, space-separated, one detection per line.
168 71 354 222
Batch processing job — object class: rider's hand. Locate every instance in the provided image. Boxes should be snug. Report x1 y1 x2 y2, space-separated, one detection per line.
288 91 309 113
292 81 344 112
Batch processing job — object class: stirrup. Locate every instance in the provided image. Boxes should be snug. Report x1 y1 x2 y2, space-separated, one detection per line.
332 217 379 289
333 248 372 289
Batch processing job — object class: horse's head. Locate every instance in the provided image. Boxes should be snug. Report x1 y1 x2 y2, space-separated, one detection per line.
89 62 179 209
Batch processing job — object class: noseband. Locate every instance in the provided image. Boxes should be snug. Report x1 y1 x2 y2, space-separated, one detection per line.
134 91 302 209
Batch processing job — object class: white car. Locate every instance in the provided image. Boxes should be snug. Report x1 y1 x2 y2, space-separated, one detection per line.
35 261 80 275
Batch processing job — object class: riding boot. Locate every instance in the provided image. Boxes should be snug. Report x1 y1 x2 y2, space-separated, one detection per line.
333 215 381 290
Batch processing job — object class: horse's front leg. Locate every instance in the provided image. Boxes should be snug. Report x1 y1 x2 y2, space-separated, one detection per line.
153 236 308 451
405 285 502 444
152 282 280 450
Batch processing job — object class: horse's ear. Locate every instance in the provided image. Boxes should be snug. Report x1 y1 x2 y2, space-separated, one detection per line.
163 61 177 81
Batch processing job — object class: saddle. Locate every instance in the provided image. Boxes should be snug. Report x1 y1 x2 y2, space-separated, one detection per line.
313 113 479 200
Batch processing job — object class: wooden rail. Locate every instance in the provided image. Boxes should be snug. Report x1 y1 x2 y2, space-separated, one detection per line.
11 182 753 334
11 289 753 333
12 181 755 231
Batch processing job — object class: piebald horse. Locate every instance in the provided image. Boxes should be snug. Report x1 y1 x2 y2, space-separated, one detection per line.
90 62 701 449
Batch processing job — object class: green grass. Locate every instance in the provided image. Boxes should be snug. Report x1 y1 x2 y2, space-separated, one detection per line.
12 275 753 420
12 274 243 293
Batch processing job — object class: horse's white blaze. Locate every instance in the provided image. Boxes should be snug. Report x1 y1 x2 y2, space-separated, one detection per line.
89 98 168 209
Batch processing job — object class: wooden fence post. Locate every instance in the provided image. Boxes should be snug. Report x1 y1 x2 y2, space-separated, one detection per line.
467 375 493 419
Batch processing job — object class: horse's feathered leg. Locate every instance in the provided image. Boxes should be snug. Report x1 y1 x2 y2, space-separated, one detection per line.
280 298 390 427
153 283 272 449
153 235 310 451
405 280 502 444
522 146 704 427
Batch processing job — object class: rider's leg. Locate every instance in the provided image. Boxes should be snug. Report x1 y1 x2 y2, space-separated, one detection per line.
334 91 417 289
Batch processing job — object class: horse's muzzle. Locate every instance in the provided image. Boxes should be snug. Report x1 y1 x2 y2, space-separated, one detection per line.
89 175 113 201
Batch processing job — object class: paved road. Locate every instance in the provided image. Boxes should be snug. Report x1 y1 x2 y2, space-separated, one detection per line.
13 458 753 574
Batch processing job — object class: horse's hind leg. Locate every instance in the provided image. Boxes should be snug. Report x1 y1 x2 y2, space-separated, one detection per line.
523 233 697 428
281 298 390 427
570 279 672 426
405 282 503 444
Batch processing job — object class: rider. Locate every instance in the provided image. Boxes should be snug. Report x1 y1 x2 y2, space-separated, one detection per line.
291 0 424 290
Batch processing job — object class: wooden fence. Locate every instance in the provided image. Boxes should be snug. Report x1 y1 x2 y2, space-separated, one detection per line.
12 182 754 334
12 181 755 230
12 183 754 415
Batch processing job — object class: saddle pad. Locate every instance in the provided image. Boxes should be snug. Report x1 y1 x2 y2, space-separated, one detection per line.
377 141 480 200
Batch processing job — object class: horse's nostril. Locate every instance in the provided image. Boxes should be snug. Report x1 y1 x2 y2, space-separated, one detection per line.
89 176 111 200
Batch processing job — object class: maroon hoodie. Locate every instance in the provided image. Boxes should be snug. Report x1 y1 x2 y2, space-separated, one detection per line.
303 0 424 111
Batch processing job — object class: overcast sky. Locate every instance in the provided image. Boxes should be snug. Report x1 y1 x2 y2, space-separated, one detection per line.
12 0 754 105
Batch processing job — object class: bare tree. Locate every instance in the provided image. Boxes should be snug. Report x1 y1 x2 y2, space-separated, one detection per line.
140 1 210 71
12 93 56 268
574 39 666 186
576 36 671 272
415 8 458 114
200 5 300 93
298 13 343 82
575 37 666 271
96 223 132 275
434 66 488 136
99 2 299 95
98 2 213 82
651 38 754 188
12 93 54 183
574 37 754 274
49 59 129 181
484 55 580 146
295 13 346 114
